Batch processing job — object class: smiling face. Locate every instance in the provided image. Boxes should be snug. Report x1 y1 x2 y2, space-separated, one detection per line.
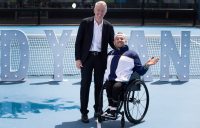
94 1 107 24
114 34 127 49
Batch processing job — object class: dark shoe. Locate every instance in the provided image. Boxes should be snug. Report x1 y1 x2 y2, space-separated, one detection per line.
81 114 89 123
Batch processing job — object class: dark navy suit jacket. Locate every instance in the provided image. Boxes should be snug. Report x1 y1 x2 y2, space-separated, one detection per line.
75 16 115 69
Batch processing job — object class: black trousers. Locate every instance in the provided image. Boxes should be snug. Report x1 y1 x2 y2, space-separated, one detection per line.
80 53 105 115
105 80 123 107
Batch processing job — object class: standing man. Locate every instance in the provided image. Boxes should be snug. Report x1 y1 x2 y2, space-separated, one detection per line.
75 1 115 123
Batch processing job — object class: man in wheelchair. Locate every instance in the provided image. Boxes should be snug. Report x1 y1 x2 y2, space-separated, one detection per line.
102 32 159 119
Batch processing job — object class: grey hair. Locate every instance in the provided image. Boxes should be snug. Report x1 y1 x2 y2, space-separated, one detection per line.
94 1 107 13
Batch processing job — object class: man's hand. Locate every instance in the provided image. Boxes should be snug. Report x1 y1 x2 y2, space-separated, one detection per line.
76 60 83 69
145 57 159 66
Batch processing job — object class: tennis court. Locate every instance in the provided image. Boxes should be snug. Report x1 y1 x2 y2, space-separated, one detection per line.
0 26 200 128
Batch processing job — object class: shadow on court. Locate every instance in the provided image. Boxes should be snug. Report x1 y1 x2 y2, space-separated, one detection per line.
0 81 26 85
150 80 188 85
55 118 142 128
29 81 60 85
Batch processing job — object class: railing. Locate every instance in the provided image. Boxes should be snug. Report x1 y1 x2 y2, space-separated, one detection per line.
0 0 198 26
0 7 197 26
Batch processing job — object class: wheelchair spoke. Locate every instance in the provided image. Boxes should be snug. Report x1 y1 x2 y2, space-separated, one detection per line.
128 102 143 120
136 103 142 119
136 87 145 99
139 101 146 109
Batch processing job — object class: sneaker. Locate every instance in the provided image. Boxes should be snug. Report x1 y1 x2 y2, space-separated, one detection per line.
81 114 89 123
105 110 117 119
102 106 117 119
105 108 111 113
101 108 111 116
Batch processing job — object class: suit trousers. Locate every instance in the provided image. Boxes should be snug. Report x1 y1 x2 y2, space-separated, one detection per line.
80 52 105 115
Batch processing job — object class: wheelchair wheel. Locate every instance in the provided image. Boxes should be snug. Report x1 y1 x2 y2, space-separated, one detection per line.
124 80 149 124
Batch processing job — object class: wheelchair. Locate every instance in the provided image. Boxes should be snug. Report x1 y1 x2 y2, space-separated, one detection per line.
97 79 149 128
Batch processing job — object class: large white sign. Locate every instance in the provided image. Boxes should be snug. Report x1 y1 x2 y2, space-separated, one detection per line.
0 30 190 82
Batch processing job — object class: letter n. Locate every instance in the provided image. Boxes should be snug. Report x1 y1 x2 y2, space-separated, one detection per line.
160 31 190 81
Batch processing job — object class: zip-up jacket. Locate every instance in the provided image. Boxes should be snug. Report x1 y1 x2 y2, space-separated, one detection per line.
104 45 149 82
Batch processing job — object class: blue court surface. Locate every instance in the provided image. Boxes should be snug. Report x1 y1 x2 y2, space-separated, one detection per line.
0 26 200 128
0 78 200 128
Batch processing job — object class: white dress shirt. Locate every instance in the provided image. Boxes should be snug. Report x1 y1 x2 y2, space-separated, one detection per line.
90 19 103 52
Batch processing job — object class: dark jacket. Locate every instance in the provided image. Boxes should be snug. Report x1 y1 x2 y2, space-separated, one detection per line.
75 16 115 68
